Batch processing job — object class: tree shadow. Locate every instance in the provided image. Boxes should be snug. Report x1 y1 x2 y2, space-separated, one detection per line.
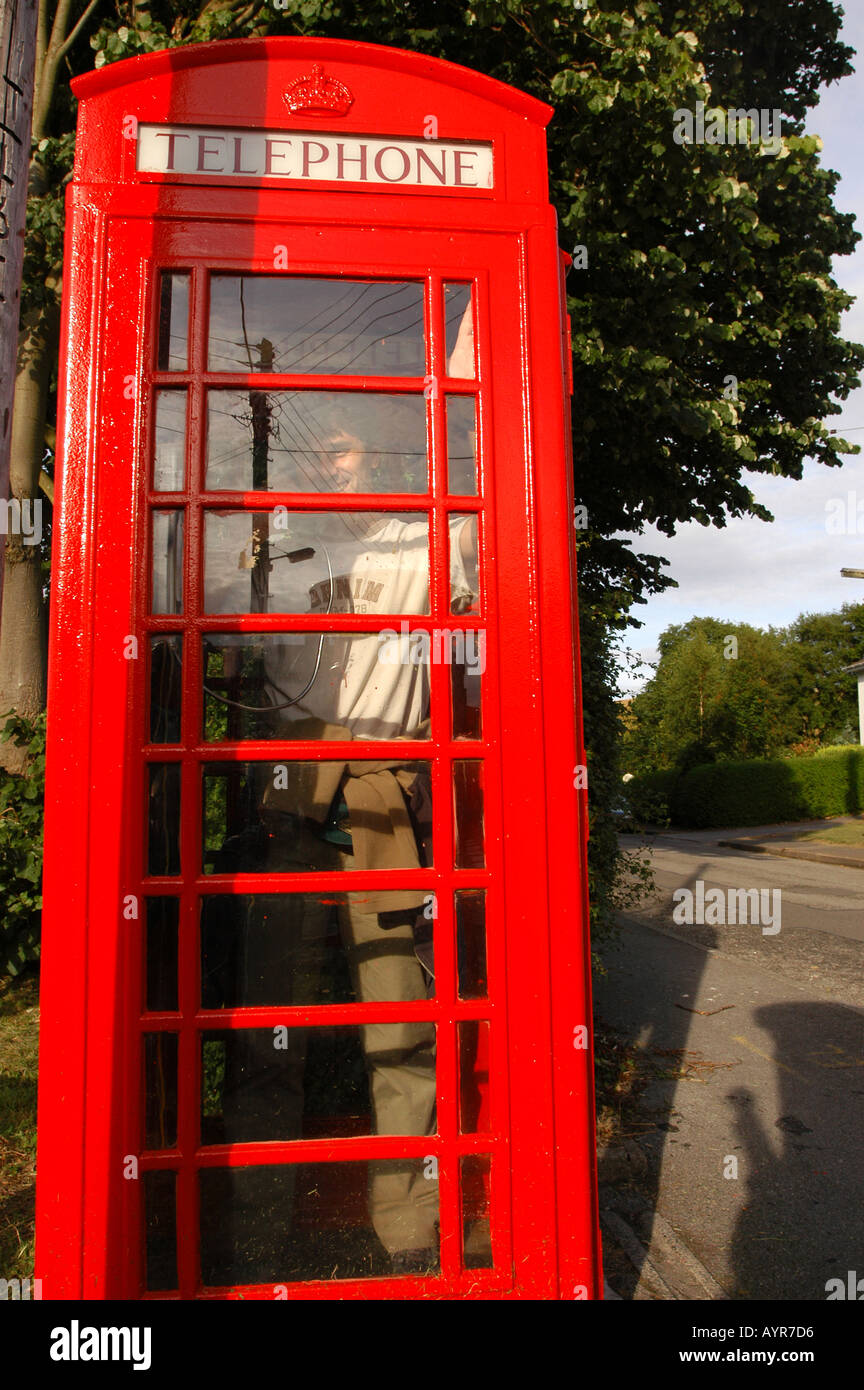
597 844 864 1301
595 853 719 1298
727 1000 864 1301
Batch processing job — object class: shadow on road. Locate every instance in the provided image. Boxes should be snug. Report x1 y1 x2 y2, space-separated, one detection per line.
596 848 864 1300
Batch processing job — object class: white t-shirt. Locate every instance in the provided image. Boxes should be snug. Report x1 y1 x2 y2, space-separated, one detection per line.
264 514 475 740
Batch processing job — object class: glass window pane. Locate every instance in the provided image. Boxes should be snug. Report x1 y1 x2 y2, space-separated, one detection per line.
203 633 431 742
153 391 186 491
200 1160 439 1286
456 889 487 1000
200 1023 437 1144
148 763 181 876
202 760 433 874
204 511 430 616
157 272 189 372
458 1020 490 1135
444 283 475 379
144 1170 177 1291
201 892 434 1008
453 760 484 869
151 511 184 615
446 396 477 495
461 1155 493 1269
208 277 426 377
150 636 182 744
144 1033 178 1148
450 631 483 740
449 513 478 614
206 390 428 493
146 898 179 1012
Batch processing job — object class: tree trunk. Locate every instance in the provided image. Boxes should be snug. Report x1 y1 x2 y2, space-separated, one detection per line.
0 0 72 768
0 0 38 547
0 297 56 769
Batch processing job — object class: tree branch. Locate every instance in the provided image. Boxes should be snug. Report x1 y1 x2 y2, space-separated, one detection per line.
510 13 557 61
34 0 101 139
55 0 100 63
47 0 74 59
230 2 259 33
36 0 50 77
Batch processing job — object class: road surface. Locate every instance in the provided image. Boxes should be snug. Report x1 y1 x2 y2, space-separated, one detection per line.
594 834 864 1300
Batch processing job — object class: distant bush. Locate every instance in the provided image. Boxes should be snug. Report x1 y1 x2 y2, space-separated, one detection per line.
624 769 678 827
667 746 864 828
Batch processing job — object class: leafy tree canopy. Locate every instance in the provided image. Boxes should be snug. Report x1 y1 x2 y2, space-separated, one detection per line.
15 0 864 930
26 1 864 615
625 603 864 772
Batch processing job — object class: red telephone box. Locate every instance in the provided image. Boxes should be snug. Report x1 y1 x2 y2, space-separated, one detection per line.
36 36 601 1300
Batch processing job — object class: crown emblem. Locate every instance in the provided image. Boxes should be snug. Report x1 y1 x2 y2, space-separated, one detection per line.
283 64 353 117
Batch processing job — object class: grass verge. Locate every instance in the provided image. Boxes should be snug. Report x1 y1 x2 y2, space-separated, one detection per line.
795 819 864 846
0 972 38 1281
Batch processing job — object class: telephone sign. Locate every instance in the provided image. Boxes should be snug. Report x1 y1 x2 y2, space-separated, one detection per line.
36 36 602 1301
136 124 495 187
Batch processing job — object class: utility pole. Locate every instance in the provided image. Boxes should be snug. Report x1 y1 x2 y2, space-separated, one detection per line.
249 336 273 613
0 0 37 599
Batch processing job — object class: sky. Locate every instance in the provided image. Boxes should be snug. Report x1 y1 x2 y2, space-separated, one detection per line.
615 5 864 695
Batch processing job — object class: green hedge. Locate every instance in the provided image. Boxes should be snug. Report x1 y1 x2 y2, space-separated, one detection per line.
657 746 864 828
623 769 679 827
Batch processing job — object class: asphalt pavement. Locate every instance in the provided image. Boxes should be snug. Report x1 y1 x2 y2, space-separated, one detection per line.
594 827 864 1301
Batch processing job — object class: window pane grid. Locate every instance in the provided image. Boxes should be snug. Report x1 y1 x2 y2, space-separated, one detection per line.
140 263 502 1295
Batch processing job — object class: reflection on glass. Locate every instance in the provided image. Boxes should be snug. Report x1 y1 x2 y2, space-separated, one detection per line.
206 390 428 493
157 272 189 372
458 1020 490 1135
456 889 487 1000
449 513 478 614
453 760 484 868
152 511 184 614
203 633 431 742
146 898 178 1012
201 1022 436 1144
446 396 477 495
444 283 475 379
144 1170 177 1291
202 760 432 874
461 1155 493 1269
204 511 430 616
208 277 426 376
201 892 434 1009
148 763 181 876
200 1160 440 1286
150 636 182 743
153 391 186 491
451 632 483 740
144 1033 178 1148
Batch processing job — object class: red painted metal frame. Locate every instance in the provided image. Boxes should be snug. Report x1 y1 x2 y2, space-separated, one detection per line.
36 37 602 1301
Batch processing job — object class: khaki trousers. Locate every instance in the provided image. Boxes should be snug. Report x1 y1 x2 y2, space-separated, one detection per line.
221 823 437 1257
334 873 438 1253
